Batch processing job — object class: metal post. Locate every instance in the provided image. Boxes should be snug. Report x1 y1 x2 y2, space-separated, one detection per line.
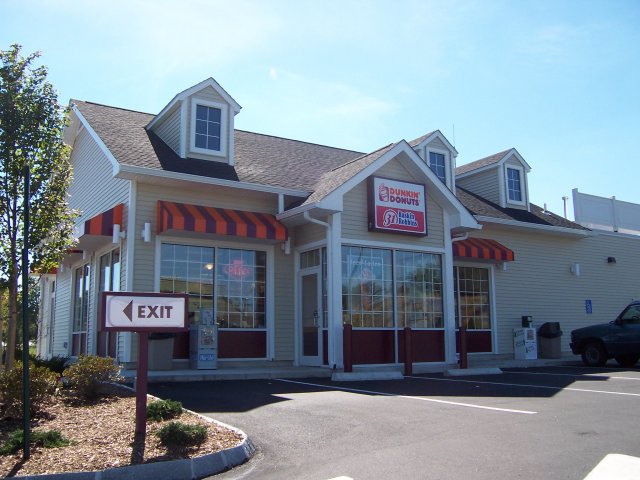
135 332 149 437
459 325 468 369
22 165 30 460
404 327 412 376
343 324 352 373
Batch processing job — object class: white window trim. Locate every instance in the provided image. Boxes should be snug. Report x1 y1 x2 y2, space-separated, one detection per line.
189 98 228 158
426 147 450 186
504 164 526 206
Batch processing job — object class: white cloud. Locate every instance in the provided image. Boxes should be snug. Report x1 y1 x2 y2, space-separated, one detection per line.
269 67 278 80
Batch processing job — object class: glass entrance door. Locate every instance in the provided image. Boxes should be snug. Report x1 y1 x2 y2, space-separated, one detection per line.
300 269 322 365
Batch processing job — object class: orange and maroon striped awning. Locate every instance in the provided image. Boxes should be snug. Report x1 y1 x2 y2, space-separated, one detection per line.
157 200 287 241
82 204 124 236
452 238 514 261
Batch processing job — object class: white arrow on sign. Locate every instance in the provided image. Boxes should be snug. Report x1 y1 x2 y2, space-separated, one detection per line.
103 293 187 330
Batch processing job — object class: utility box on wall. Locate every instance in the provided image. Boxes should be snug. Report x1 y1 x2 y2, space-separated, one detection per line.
514 328 537 360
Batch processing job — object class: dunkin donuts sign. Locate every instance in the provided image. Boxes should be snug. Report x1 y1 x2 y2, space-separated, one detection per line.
368 177 427 236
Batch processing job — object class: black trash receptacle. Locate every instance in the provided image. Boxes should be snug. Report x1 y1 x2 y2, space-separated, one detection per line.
538 322 562 359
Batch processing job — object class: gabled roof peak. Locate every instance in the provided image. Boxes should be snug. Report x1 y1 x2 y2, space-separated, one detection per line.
456 147 530 176
147 77 242 131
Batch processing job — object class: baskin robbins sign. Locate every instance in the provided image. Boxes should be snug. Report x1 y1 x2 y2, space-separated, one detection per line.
368 176 427 236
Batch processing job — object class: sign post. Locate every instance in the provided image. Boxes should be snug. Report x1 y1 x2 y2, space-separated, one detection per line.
101 292 188 452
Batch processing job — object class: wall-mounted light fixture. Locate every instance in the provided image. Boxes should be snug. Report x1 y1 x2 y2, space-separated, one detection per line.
141 222 151 243
112 224 126 244
570 263 581 276
281 238 291 255
607 257 616 264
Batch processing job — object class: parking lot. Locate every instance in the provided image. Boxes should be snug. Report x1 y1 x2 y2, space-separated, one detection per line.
149 364 640 480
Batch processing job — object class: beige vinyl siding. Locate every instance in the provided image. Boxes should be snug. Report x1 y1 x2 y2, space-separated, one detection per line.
130 183 291 361
294 222 327 247
425 137 447 151
66 128 130 357
153 104 181 155
469 227 640 354
52 268 72 357
341 159 445 249
273 246 295 360
456 168 501 205
187 86 232 163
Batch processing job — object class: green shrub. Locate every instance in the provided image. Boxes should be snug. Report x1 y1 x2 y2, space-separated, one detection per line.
62 355 121 401
0 362 58 418
0 429 71 455
156 421 207 447
147 399 183 422
33 355 70 375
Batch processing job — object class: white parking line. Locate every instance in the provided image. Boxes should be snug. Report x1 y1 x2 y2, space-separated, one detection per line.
407 375 640 397
275 378 537 415
505 370 640 381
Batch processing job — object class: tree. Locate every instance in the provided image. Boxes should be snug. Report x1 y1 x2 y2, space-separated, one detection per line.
0 44 76 369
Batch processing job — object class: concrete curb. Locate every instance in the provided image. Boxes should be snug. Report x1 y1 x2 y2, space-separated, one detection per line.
444 367 503 376
14 388 255 480
332 371 404 381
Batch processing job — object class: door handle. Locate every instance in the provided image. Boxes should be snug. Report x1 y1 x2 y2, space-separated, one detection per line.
313 310 318 327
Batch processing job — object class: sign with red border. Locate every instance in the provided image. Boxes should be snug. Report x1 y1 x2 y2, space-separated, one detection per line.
368 176 427 236
100 292 189 332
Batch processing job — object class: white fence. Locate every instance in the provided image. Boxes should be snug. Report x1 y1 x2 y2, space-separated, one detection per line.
573 188 640 235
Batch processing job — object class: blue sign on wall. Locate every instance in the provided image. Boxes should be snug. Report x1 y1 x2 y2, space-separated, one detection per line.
585 299 593 314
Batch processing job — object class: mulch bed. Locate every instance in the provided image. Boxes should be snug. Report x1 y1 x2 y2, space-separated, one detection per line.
0 385 244 478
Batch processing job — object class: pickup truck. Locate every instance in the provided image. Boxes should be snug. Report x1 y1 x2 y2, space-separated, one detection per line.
570 301 640 367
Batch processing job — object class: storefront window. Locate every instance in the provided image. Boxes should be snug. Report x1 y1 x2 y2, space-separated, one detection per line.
71 264 90 356
454 266 491 329
97 249 120 357
341 246 394 328
396 251 443 328
216 248 266 329
160 244 214 325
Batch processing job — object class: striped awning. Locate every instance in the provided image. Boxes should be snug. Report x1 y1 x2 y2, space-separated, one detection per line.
81 204 124 237
157 200 287 241
452 238 515 261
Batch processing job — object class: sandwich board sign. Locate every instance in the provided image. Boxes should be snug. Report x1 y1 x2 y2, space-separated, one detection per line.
100 292 188 440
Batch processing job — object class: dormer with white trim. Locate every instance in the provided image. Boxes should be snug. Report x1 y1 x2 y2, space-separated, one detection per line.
409 130 457 194
456 148 531 211
147 78 241 165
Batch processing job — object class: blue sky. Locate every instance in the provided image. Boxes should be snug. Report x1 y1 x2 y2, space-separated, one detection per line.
2 0 638 217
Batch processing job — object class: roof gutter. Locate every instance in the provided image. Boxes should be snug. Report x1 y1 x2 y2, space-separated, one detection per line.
475 215 593 237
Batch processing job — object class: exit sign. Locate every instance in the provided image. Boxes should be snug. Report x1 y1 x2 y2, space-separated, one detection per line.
100 292 189 332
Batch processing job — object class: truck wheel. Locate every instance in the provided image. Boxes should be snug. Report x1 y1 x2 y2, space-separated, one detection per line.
581 341 607 367
615 355 640 367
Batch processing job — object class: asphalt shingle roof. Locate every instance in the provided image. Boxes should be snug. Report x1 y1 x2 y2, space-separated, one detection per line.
73 100 363 192
73 99 586 231
456 187 588 231
455 149 512 176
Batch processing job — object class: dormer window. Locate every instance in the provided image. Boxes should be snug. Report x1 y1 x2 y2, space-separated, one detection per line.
506 166 524 204
428 151 446 183
190 98 228 157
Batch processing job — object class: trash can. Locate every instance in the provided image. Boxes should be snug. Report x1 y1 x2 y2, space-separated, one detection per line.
538 322 562 359
148 333 175 370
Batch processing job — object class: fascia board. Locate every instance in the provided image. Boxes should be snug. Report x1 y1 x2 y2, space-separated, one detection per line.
71 104 121 177
116 164 308 197
147 78 242 130
475 215 593 237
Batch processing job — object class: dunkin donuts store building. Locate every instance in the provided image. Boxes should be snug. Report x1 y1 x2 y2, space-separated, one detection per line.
36 78 640 372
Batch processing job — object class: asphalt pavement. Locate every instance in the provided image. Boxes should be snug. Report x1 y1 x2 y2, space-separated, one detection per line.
149 363 640 480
